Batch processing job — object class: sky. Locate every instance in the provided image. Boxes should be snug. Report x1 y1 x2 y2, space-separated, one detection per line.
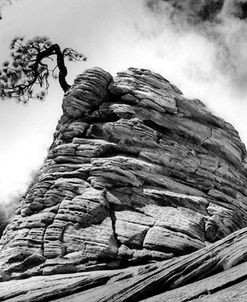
1 0 247 204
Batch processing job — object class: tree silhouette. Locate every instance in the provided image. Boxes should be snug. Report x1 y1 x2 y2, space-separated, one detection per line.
0 36 86 103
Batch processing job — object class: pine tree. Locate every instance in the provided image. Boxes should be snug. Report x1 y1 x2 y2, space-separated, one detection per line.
0 36 86 103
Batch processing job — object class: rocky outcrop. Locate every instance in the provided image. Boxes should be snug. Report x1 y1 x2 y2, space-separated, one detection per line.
1 67 247 301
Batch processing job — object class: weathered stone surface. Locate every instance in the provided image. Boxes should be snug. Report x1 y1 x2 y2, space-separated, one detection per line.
1 66 247 301
2 227 247 301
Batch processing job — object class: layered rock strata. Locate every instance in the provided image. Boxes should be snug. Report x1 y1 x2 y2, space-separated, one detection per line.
1 67 247 301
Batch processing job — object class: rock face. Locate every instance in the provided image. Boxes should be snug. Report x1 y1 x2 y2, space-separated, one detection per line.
1 67 247 301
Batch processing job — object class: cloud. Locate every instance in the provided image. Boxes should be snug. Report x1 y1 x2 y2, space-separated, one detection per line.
143 0 247 96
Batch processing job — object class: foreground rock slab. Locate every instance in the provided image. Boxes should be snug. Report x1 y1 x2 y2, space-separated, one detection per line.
1 225 247 301
1 67 247 301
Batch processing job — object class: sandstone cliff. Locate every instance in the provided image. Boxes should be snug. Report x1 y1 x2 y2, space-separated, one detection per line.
1 67 247 301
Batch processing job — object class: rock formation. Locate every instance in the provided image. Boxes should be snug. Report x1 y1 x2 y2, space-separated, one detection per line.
1 67 247 301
